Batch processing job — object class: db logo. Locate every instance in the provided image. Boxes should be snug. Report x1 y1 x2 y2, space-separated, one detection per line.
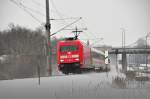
67 52 71 54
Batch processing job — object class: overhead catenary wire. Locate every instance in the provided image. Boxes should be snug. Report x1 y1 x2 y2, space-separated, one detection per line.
32 0 88 38
50 17 82 21
79 19 91 38
16 0 46 17
49 6 91 41
51 17 82 36
10 0 96 42
31 0 45 9
50 0 77 30
50 0 67 28
50 0 66 18
78 18 100 44
31 0 66 19
15 0 85 37
19 2 46 17
10 0 43 25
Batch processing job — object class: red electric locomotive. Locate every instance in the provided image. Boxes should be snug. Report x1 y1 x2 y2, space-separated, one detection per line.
57 38 109 74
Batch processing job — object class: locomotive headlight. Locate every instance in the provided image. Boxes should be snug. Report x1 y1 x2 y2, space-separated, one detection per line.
75 58 79 61
60 60 64 62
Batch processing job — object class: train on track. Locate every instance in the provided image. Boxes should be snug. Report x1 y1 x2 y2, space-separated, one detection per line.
57 37 110 74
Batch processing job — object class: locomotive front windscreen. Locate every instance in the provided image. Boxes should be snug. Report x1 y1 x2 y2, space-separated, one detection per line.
60 45 78 52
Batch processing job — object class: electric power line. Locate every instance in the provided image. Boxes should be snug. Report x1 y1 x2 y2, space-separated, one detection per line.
51 17 82 36
20 4 45 17
31 0 45 9
12 0 96 41
79 18 99 41
18 0 45 17
50 0 77 29
50 17 82 20
10 0 43 25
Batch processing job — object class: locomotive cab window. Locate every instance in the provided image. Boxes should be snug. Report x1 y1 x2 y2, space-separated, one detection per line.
60 45 78 52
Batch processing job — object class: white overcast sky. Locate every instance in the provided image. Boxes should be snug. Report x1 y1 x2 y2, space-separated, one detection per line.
0 0 150 46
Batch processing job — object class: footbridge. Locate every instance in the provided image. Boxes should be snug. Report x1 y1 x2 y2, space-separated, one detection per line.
109 47 150 54
108 47 150 72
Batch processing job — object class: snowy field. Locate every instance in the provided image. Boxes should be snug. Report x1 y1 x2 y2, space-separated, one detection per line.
0 64 150 99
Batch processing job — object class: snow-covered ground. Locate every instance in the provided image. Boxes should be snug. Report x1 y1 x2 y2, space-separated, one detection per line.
0 64 150 99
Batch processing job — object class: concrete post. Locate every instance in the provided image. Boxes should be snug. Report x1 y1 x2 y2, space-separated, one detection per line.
122 51 127 72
